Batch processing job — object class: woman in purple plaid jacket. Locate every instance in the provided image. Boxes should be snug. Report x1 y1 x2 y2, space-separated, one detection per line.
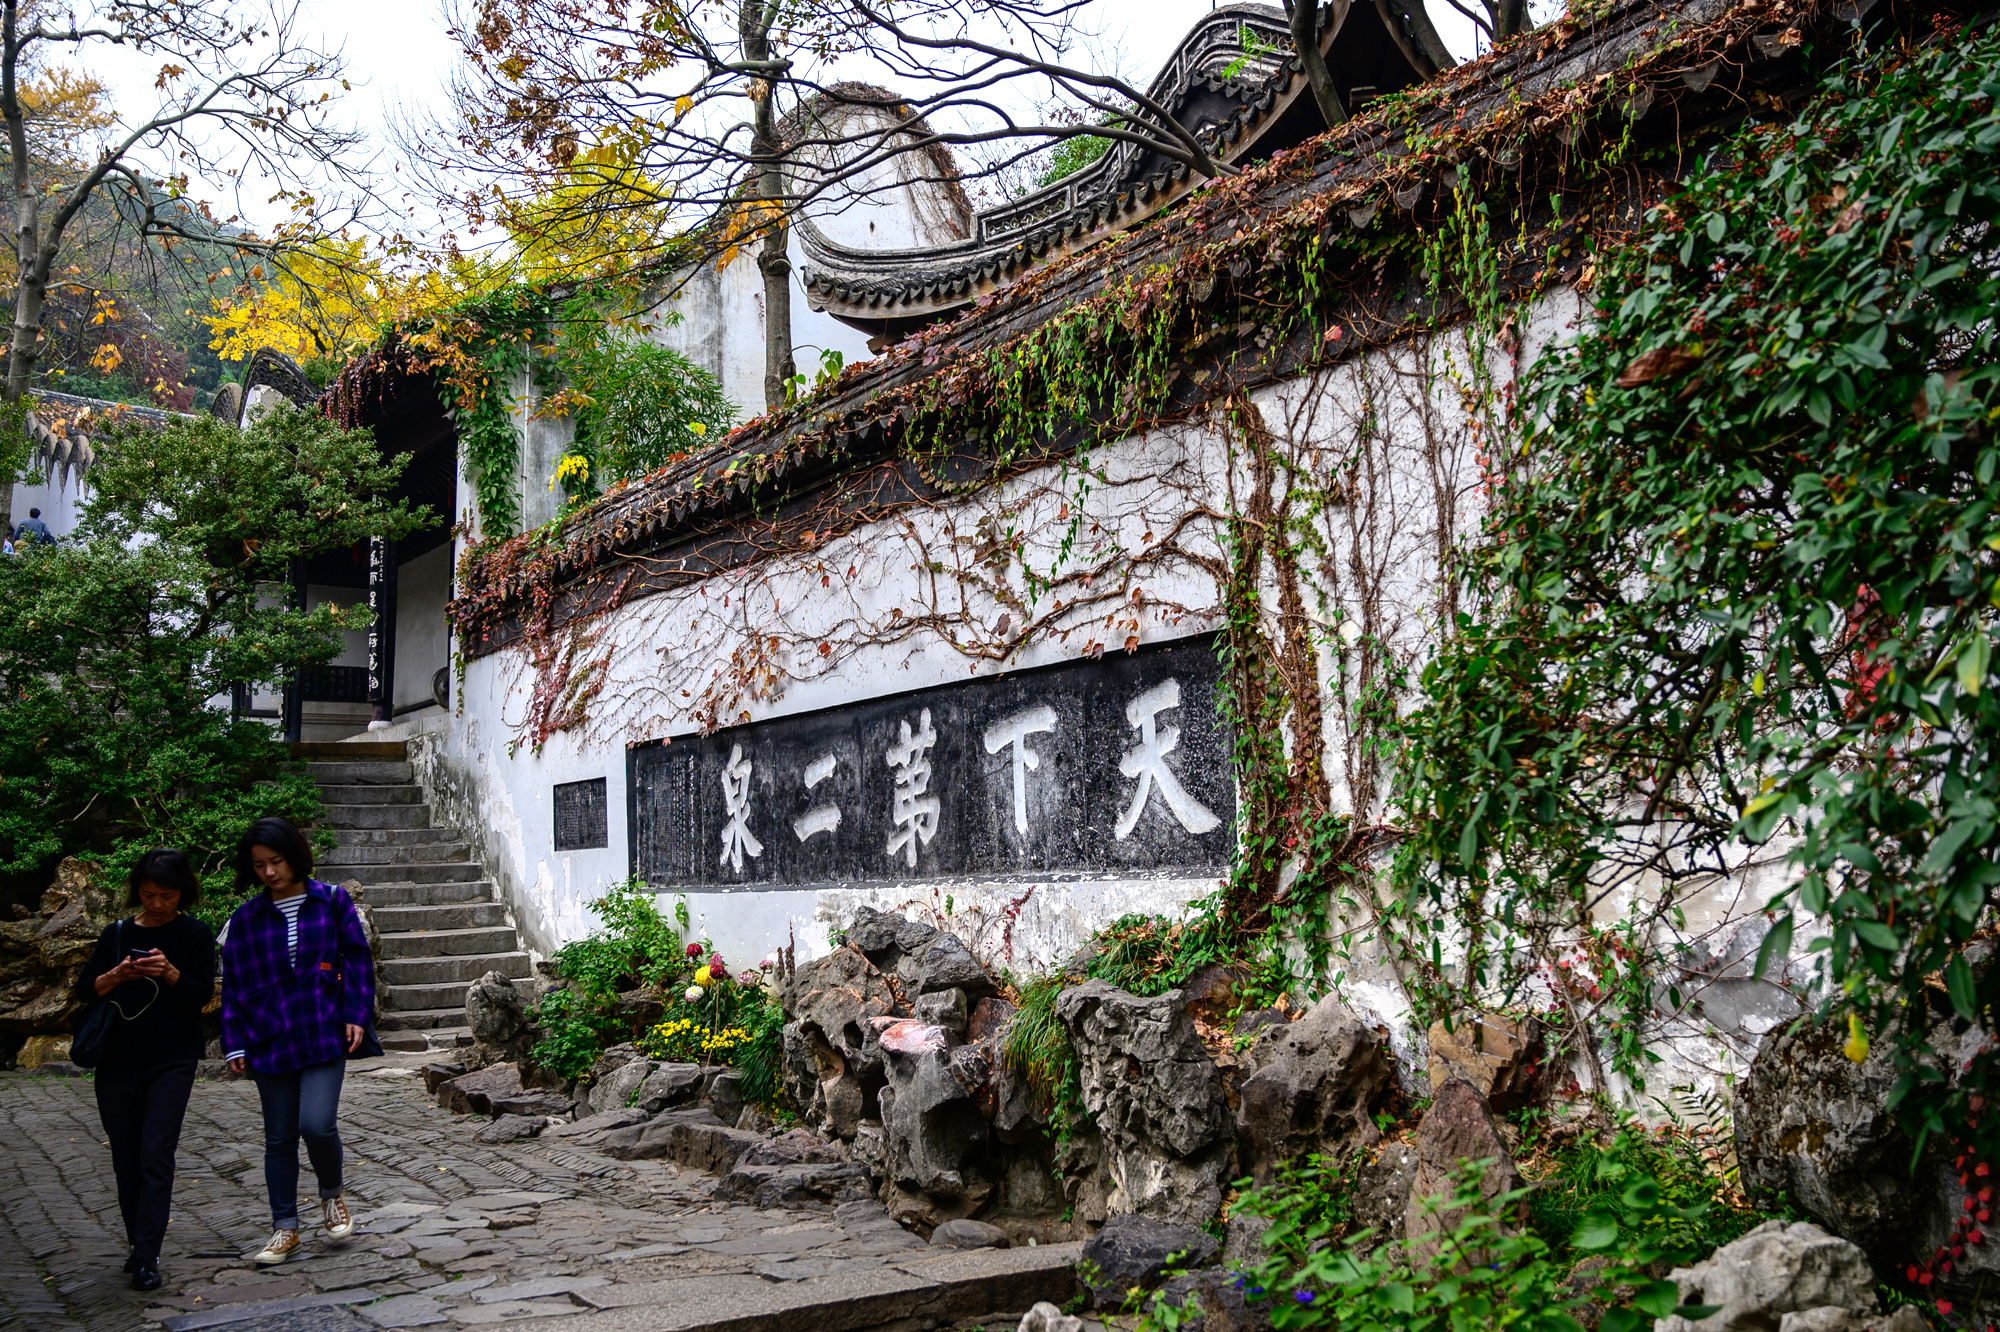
220 817 374 1266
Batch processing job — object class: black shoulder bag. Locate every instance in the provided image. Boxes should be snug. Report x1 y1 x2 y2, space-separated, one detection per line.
71 920 159 1069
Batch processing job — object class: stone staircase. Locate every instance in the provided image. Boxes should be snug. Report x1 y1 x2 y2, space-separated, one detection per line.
297 741 532 1053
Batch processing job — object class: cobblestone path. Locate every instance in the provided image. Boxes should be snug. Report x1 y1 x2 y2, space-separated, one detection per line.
0 1058 1077 1332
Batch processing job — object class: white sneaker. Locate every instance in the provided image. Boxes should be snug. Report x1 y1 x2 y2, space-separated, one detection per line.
252 1229 300 1264
322 1195 355 1240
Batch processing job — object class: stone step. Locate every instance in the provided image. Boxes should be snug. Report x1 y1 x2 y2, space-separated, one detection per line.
338 861 485 887
371 901 509 932
379 975 535 1013
380 1027 472 1053
375 1005 465 1031
380 980 474 1012
380 951 534 986
321 841 471 867
328 826 460 847
378 925 520 959
304 760 414 785
561 1242 1084 1332
291 740 407 761
318 803 431 831
316 783 426 806
348 880 495 907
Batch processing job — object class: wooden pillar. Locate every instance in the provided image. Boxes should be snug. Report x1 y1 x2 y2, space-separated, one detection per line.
367 536 398 728
282 560 305 744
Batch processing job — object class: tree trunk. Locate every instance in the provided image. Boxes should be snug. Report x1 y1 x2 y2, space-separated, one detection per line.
1 0 33 536
1492 0 1530 42
1374 0 1456 78
741 0 794 415
1400 0 1458 71
758 222 794 414
1286 0 1350 130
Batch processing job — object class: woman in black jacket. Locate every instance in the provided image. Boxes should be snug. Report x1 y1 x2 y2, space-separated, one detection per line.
72 849 217 1291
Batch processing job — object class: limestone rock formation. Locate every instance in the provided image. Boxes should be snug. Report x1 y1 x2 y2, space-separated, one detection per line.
465 969 529 1066
1734 1015 1994 1313
475 1114 547 1144
930 1218 1012 1249
1078 1213 1221 1309
588 1056 656 1116
844 905 939 986
1018 1302 1086 1332
914 987 969 1034
781 944 899 1138
0 859 117 1052
878 1041 992 1215
919 935 998 999
1350 1141 1419 1253
635 1062 707 1113
1735 1017 1936 1263
714 1160 875 1207
1149 1268 1274 1332
1235 993 1393 1183
706 1067 746 1128
741 1128 845 1166
438 1063 524 1116
1653 1221 1921 1332
1405 1078 1520 1265
1425 1014 1542 1111
1057 980 1232 1226
490 1089 572 1118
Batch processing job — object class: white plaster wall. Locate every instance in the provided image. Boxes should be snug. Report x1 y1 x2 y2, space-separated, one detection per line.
307 585 369 666
426 287 1815 1119
393 544 453 715
9 472 86 540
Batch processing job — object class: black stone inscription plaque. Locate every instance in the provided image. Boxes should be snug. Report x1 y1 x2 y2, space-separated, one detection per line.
554 778 609 851
628 634 1232 891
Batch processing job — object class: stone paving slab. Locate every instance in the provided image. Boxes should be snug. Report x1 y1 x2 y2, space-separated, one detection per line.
0 1061 1061 1332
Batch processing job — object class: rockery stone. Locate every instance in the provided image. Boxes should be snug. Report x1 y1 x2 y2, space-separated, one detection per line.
1654 1221 1906 1332
1057 980 1232 1227
1404 1078 1520 1266
1235 993 1392 1183
1077 1213 1222 1309
1734 1015 1990 1313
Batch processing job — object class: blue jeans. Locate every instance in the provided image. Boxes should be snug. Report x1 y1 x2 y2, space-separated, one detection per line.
252 1058 345 1230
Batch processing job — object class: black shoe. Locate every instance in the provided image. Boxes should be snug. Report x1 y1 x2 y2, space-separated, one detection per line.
131 1264 161 1292
122 1248 137 1274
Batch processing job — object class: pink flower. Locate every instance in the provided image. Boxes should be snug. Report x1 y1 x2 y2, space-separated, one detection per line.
708 953 725 971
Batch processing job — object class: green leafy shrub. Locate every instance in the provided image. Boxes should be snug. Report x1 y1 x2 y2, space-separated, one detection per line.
1521 1116 1768 1263
0 406 427 908
1387 18 2000 1142
528 985 629 1080
549 878 688 999
1213 1131 1743 1332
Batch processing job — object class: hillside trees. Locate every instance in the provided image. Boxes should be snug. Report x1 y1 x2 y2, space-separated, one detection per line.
0 0 373 529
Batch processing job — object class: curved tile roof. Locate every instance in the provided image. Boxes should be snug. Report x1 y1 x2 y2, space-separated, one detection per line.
25 390 187 489
797 1 1428 335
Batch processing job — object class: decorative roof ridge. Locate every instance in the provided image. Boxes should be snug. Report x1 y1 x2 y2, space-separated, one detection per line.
25 388 194 489
792 2 1326 327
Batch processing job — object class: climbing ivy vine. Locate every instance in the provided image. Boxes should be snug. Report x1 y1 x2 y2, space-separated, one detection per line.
1391 20 2000 1151
388 281 732 541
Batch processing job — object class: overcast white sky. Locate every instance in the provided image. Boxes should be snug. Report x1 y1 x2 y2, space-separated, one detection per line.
85 0 1501 245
